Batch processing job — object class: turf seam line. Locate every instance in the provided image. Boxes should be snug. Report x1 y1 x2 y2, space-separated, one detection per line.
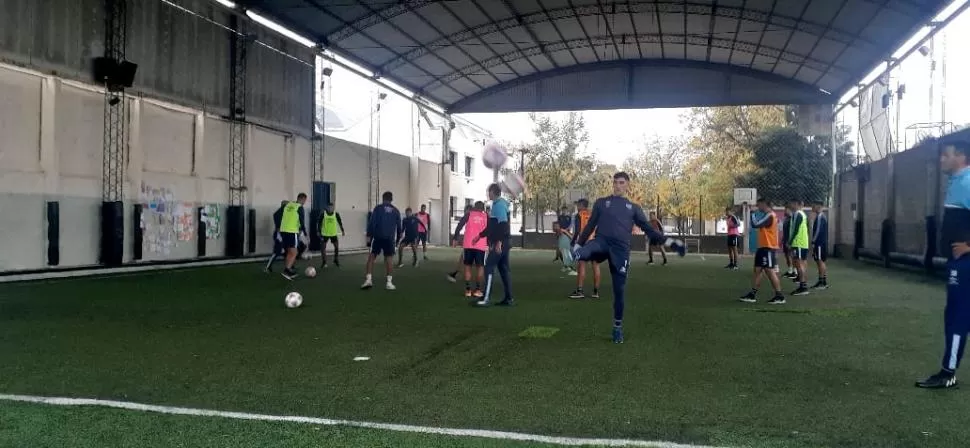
0 394 725 448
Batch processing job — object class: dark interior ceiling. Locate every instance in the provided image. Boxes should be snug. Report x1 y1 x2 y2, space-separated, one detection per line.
239 0 949 113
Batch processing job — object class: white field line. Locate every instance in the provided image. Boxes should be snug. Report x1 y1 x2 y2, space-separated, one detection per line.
0 394 727 448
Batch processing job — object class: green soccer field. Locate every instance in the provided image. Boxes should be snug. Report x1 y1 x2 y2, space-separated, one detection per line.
1 249 967 448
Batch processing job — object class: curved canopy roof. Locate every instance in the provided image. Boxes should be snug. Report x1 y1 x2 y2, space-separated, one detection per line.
241 0 949 113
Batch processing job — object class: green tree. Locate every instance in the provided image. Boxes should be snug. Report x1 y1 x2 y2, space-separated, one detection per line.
741 127 831 204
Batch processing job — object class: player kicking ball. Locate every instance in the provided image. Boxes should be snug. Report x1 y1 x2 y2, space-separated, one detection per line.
572 172 686 343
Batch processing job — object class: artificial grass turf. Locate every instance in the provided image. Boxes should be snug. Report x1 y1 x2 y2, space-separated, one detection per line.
0 249 967 448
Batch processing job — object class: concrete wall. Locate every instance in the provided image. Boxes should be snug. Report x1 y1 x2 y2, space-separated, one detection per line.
0 0 314 135
0 62 439 272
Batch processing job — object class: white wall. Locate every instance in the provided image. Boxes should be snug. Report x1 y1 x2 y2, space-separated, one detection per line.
0 63 442 272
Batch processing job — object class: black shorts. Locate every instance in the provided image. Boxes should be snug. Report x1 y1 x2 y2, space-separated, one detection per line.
813 244 828 262
727 235 740 247
400 236 417 246
463 249 486 266
370 238 395 256
321 235 339 245
648 238 664 247
755 248 777 269
791 248 809 261
280 232 299 249
418 232 428 243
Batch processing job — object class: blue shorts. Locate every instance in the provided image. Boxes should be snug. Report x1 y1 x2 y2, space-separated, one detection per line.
418 232 428 243
791 247 809 261
463 248 486 266
755 248 777 269
575 239 630 277
370 238 395 257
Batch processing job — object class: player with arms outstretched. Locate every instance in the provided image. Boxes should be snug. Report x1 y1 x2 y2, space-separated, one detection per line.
572 172 686 343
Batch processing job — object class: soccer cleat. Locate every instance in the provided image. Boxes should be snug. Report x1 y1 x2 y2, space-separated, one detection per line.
723 263 734 269
496 298 515 306
739 292 757 303
360 279 373 290
386 281 396 291
790 287 809 296
768 295 786 305
612 326 624 344
811 281 829 290
647 261 654 265
446 272 458 283
569 289 585 299
474 299 490 307
732 265 740 271
916 370 958 389
397 263 405 268
591 289 600 299
567 270 578 276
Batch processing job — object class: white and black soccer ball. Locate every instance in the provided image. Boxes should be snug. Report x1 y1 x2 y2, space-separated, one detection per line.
305 266 317 278
482 141 509 170
285 292 303 308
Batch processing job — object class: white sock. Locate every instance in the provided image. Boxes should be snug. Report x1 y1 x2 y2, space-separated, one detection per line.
365 274 372 282
386 276 393 283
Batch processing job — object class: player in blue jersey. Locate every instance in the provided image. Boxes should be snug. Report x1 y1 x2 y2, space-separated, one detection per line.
397 207 422 268
917 137 970 389
362 191 402 290
472 183 513 307
810 202 829 289
572 172 686 343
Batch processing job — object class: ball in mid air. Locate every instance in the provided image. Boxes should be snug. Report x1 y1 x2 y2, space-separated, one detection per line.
501 172 527 196
482 141 509 170
285 292 303 308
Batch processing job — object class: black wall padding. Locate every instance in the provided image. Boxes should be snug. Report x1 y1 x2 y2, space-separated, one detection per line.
226 205 245 257
132 204 143 261
925 215 939 269
46 201 60 266
197 207 206 257
247 209 257 253
100 201 124 266
308 209 322 251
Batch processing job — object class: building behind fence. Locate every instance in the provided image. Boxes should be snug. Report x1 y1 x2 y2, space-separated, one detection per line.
834 128 968 270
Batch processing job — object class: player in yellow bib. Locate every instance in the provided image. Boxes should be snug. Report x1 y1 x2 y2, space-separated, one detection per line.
786 200 810 296
279 193 308 280
319 204 345 268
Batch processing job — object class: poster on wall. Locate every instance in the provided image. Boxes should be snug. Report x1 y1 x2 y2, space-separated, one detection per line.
140 182 196 254
201 204 222 240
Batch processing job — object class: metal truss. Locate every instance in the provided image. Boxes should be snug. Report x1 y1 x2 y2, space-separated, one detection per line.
229 15 250 207
101 0 127 203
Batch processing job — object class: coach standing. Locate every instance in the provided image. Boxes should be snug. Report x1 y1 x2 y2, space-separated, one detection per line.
917 136 970 389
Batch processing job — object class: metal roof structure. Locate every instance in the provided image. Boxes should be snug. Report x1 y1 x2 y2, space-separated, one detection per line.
240 0 950 113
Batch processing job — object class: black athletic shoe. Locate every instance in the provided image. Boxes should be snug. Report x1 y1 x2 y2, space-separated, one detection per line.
791 287 809 296
916 370 958 389
569 289 585 299
784 272 797 279
591 289 600 299
767 295 786 305
739 292 757 303
811 281 828 290
724 263 734 269
496 298 515 307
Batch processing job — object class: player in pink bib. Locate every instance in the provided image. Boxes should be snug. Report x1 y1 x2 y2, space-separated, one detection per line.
725 206 742 270
461 201 489 298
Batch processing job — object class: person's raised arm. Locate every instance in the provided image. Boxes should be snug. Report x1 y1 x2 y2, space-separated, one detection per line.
453 214 468 242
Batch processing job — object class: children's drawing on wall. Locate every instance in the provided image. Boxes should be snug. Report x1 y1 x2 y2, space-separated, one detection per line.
140 182 195 255
201 204 222 240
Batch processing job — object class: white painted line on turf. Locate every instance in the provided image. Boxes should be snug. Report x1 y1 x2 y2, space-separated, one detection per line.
0 394 726 448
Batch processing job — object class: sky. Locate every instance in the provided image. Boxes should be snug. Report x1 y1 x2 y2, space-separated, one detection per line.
314 1 970 167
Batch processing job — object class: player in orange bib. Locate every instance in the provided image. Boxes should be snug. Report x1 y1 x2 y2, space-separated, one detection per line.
739 198 786 304
569 199 601 299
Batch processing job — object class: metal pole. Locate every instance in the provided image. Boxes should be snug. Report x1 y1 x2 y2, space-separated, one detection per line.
519 150 526 249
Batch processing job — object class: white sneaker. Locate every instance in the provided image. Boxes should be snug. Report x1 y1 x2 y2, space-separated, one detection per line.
361 279 373 290
386 281 396 290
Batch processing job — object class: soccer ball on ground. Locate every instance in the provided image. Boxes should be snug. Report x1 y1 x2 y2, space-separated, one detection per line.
501 172 527 196
305 266 317 278
285 292 303 308
482 141 509 169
